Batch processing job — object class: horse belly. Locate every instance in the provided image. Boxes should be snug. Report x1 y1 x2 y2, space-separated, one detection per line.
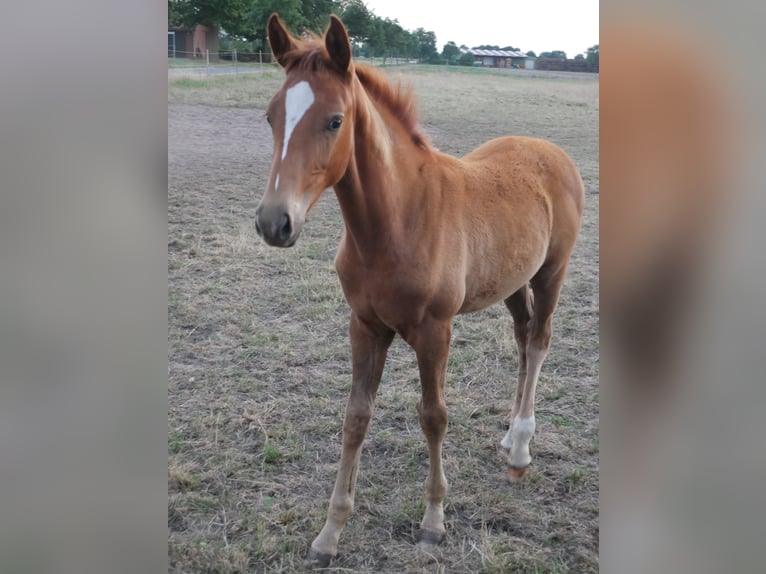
458 238 547 314
459 271 532 314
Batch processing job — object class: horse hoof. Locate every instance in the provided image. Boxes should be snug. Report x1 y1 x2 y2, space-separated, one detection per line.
305 546 334 568
417 528 445 548
507 465 528 483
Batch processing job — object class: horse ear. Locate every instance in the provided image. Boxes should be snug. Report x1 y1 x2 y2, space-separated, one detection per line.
267 13 297 68
325 15 352 73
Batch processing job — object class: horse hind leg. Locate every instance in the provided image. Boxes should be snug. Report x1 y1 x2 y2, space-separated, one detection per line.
500 285 533 454
504 263 568 482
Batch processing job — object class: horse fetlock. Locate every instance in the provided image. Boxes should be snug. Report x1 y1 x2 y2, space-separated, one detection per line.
327 496 354 523
506 415 535 469
500 428 514 451
420 501 446 538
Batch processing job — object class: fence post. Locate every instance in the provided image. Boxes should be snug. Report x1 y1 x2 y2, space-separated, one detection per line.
234 48 238 75
205 48 210 81
259 50 263 69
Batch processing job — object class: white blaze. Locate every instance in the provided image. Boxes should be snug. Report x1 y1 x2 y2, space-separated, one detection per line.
282 81 315 161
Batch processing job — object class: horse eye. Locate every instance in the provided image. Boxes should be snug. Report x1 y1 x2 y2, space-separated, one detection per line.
327 116 343 132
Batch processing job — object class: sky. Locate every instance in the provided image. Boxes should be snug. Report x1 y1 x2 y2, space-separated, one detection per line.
361 0 599 58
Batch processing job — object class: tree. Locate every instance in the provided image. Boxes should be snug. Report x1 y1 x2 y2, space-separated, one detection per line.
380 18 407 62
399 29 418 60
574 53 585 61
458 52 476 66
539 50 567 59
341 0 373 44
301 0 340 32
367 17 386 57
525 50 536 58
168 0 188 28
168 0 252 38
245 0 303 47
442 41 461 64
586 44 599 71
413 28 437 61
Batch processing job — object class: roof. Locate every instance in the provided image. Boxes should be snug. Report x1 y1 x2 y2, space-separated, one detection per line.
462 48 530 58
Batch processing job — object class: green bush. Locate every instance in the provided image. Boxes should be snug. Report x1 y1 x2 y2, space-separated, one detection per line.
218 36 262 61
458 52 476 66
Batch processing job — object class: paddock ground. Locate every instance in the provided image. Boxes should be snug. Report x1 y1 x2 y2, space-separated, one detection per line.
168 65 598 572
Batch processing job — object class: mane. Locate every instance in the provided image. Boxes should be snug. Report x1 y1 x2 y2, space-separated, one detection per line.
280 36 432 151
354 65 432 151
279 33 329 73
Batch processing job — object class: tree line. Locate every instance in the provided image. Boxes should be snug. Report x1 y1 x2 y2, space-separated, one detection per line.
168 0 599 66
169 0 440 62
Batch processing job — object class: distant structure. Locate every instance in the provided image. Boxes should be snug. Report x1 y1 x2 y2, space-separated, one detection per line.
535 57 598 73
461 48 536 70
168 24 219 60
462 47 599 73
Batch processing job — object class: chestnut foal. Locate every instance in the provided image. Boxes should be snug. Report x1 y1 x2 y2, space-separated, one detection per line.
255 14 584 565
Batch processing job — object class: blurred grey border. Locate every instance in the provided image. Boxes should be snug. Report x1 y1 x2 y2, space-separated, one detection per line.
2 1 765 573
0 2 167 573
601 1 766 572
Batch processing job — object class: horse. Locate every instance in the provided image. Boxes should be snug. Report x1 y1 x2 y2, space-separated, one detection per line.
255 14 584 566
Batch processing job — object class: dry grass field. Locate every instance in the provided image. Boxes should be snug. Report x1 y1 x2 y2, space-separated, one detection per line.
168 65 598 573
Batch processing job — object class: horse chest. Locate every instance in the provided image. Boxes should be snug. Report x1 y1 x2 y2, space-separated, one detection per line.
335 256 454 330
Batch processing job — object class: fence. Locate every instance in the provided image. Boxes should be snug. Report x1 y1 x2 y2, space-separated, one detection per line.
168 49 415 80
167 49 275 79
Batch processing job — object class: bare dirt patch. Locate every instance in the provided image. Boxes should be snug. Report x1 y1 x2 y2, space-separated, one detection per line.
169 66 598 573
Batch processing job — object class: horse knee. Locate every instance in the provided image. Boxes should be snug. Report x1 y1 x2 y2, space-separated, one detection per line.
417 401 448 438
343 406 372 449
529 318 552 352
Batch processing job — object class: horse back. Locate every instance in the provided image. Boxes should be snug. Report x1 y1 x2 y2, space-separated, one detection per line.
462 136 583 213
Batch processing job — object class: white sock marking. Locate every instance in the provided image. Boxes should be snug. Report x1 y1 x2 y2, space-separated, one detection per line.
282 81 315 161
505 416 536 468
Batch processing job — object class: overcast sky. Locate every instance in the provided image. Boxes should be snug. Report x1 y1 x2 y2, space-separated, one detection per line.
361 0 599 57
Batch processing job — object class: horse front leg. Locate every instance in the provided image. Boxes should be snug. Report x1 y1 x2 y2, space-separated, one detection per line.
308 313 394 566
409 318 452 547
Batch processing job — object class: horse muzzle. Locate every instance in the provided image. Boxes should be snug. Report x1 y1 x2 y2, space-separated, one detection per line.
255 203 304 247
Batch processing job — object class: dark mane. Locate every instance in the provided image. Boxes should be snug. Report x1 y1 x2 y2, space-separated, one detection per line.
281 36 432 151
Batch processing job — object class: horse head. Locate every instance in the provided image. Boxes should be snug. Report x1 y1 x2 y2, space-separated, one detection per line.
255 14 355 247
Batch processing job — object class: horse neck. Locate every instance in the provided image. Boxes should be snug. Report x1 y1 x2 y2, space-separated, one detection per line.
333 77 411 258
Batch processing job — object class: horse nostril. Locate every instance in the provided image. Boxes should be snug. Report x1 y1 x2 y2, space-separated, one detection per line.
279 212 292 241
